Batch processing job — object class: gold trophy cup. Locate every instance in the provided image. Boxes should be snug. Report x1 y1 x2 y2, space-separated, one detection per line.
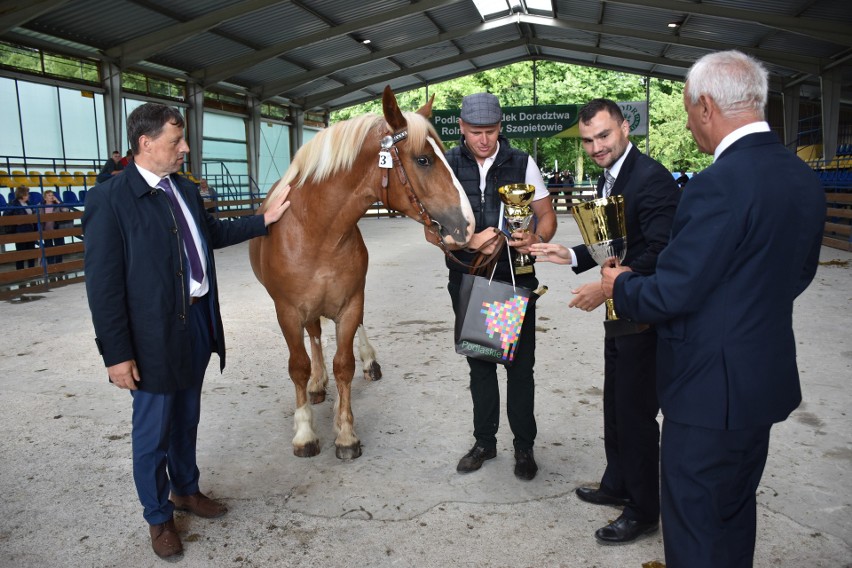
498 183 536 275
572 196 647 338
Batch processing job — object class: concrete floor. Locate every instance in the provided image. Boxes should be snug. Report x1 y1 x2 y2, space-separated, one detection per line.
1 216 850 568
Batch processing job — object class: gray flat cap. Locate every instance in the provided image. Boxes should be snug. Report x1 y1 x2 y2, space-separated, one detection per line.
460 92 502 125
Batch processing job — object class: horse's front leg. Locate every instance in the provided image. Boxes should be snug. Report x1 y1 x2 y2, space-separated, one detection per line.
276 305 320 457
306 318 329 404
332 313 363 460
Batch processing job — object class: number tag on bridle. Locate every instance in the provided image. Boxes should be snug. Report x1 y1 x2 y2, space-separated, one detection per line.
379 135 394 169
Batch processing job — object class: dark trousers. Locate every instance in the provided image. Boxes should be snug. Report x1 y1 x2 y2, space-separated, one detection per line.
448 271 538 452
130 297 212 525
44 237 64 264
599 330 660 523
15 240 36 270
661 419 771 568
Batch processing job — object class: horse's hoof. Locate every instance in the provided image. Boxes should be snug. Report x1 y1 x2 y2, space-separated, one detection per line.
335 443 362 460
364 361 383 381
309 390 326 404
293 440 321 458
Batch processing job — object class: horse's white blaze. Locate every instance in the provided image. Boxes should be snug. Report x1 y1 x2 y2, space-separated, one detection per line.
428 136 475 244
357 324 377 371
292 404 317 446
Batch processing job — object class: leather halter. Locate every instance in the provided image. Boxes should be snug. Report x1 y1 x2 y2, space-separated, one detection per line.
378 128 500 275
379 129 445 246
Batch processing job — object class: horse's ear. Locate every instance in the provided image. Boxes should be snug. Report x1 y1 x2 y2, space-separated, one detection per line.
417 94 435 119
382 85 407 131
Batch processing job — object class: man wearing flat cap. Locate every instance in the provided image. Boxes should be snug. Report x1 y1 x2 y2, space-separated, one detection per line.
429 92 556 480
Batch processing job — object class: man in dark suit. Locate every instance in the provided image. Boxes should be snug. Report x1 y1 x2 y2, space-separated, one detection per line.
532 98 680 544
602 51 825 567
83 103 291 559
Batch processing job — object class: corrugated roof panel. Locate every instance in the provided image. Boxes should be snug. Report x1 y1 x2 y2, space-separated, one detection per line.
602 2 687 34
679 15 769 47
556 0 603 23
759 31 847 58
429 1 488 30
705 0 809 16
25 0 173 49
299 0 413 24
154 34 256 71
287 35 369 69
216 2 329 47
599 35 668 57
230 58 309 88
358 13 440 50
534 25 599 45
797 0 852 19
394 43 464 68
333 59 404 83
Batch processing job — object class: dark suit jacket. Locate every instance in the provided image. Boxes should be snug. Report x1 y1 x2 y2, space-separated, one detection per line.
83 163 268 393
573 145 681 278
613 131 826 430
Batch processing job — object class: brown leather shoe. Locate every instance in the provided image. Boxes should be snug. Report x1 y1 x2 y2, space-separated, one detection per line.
170 491 228 518
149 518 182 558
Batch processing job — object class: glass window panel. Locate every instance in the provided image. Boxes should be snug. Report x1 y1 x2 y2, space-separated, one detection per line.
203 112 246 141
0 77 23 158
60 88 100 161
258 122 290 192
18 82 62 159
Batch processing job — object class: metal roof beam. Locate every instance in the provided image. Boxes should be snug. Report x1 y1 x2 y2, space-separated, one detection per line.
605 0 852 47
520 14 825 75
104 0 285 67
299 37 528 109
531 38 692 73
192 0 460 86
256 20 506 100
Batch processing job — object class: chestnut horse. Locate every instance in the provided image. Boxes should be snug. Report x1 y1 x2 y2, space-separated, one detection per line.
250 86 474 459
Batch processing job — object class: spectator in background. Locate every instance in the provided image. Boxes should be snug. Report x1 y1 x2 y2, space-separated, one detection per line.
96 150 125 183
41 189 69 265
120 149 134 168
675 168 690 188
198 178 217 212
3 185 38 269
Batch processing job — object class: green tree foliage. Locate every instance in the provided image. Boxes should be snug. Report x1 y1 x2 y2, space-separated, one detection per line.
331 61 711 178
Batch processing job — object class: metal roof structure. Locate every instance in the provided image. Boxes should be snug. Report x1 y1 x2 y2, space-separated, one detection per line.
1 0 850 113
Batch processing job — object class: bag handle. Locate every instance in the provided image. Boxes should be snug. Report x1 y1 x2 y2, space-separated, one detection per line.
488 236 516 291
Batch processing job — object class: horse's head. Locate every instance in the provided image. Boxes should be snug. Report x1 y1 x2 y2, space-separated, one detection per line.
380 86 474 248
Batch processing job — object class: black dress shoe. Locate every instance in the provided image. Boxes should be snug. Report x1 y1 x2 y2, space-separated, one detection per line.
514 448 538 480
594 514 658 545
575 486 632 507
457 444 496 473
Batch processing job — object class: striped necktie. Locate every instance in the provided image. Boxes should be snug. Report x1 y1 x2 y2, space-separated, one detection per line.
603 170 616 198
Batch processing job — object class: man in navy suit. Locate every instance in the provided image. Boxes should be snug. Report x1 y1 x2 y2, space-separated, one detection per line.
532 98 680 544
602 51 825 567
84 103 291 559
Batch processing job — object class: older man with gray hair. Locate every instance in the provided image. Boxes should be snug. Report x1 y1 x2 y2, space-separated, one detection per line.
602 50 825 567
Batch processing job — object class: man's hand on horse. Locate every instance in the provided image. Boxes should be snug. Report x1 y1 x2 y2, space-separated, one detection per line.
108 359 140 390
263 184 292 226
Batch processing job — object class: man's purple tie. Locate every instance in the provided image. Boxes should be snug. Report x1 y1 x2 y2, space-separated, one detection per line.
158 177 203 284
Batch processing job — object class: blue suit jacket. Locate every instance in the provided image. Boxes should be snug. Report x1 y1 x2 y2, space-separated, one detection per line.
83 163 268 393
613 132 825 429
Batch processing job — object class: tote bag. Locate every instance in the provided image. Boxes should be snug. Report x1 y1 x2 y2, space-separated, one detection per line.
454 241 532 365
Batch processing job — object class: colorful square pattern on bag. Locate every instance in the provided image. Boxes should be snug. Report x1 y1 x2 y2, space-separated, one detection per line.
480 295 529 361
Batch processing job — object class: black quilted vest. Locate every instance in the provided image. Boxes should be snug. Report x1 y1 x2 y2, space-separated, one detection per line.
445 136 530 277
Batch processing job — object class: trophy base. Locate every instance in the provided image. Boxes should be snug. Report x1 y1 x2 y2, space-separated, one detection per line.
603 318 650 339
513 263 534 275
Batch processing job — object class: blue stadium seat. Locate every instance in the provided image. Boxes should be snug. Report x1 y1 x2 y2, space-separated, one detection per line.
28 190 43 205
62 190 78 204
78 189 87 203
0 193 7 211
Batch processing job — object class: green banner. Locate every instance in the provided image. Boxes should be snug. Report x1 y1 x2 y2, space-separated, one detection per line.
431 102 648 141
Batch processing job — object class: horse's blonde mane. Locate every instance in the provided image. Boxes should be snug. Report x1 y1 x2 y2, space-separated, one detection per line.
267 110 438 201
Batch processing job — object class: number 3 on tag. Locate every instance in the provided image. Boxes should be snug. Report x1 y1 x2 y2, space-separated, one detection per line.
378 151 392 169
